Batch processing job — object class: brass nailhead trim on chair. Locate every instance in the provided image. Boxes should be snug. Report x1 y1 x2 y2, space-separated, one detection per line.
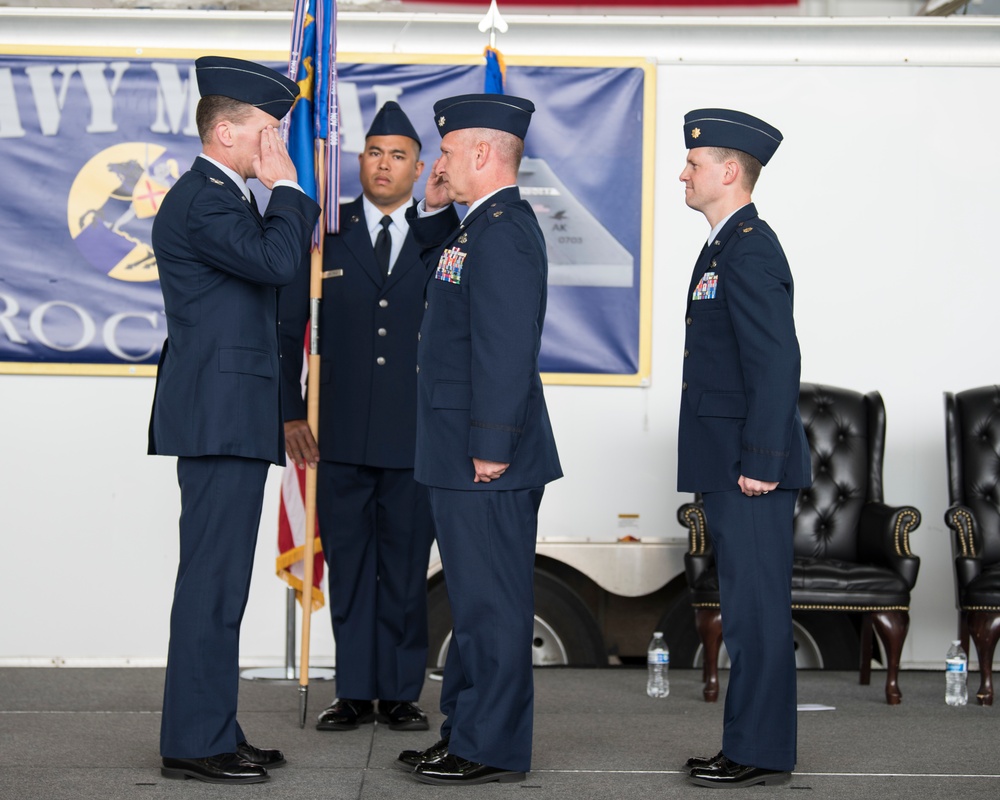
691 602 910 612
894 508 920 557
949 508 976 557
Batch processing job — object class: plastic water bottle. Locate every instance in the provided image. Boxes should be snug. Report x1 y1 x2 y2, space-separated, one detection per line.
646 631 670 698
945 640 968 706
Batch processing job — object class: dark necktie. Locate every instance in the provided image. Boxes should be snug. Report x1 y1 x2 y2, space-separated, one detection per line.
247 191 259 216
374 215 392 280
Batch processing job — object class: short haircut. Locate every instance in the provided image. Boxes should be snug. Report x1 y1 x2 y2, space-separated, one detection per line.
196 95 256 144
709 146 762 192
466 127 524 173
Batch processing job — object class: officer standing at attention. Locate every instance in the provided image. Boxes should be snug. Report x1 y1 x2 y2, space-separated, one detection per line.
676 109 811 788
278 101 435 733
148 56 319 784
394 93 562 786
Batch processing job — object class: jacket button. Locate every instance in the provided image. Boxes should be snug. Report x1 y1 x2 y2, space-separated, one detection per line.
682 382 688 390
379 298 389 308
378 328 387 337
417 332 421 341
416 365 420 374
683 349 689 358
686 317 693 326
376 356 386 366
424 300 429 309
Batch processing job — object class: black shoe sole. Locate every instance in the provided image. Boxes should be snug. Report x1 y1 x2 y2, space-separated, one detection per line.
687 771 790 788
410 771 526 786
394 758 418 771
160 767 269 784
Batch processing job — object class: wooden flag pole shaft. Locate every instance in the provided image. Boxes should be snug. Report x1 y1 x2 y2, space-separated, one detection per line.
298 138 326 727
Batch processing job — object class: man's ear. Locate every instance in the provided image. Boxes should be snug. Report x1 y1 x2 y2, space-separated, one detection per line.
214 120 234 148
721 159 741 187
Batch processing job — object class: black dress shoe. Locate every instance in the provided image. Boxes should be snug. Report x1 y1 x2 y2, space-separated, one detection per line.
395 737 450 771
410 753 525 785
378 700 429 731
688 755 790 788
316 698 376 731
685 750 724 770
236 739 286 768
161 753 269 784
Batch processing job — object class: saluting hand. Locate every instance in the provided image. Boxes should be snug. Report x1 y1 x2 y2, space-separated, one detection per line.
253 126 297 189
423 158 452 212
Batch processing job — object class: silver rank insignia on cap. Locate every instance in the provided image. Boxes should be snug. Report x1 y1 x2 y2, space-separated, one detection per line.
437 116 446 127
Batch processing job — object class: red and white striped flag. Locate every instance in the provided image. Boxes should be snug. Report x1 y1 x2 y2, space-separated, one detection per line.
275 331 325 611
276 461 325 611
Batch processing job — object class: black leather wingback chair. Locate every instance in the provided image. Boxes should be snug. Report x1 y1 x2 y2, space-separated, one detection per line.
679 383 922 705
944 386 1000 706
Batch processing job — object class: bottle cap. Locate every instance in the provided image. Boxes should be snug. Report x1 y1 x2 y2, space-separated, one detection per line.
653 631 663 637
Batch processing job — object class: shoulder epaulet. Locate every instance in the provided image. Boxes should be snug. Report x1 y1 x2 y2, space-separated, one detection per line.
484 201 509 224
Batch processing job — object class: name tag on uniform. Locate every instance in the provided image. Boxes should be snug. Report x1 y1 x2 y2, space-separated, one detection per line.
692 270 718 301
435 246 466 285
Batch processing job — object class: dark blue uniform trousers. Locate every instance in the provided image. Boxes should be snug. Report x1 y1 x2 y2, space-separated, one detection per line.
702 488 797 772
161 455 269 758
317 462 434 701
429 486 543 773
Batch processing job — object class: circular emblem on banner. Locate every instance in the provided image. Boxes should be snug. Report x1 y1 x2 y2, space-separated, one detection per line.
67 143 181 283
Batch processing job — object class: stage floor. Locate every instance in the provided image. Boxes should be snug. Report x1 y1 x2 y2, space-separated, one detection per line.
0 666 995 799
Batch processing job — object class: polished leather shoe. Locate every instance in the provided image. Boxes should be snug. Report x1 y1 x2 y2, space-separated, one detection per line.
410 753 525 785
688 755 790 788
161 753 268 784
378 700 429 731
236 739 286 768
316 698 376 731
395 737 450 771
685 750 724 770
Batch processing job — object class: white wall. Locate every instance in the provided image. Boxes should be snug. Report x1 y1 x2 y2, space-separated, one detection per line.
1 12 997 669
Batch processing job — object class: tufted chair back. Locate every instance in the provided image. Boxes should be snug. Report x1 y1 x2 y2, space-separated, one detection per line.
943 385 1000 705
680 383 921 704
794 384 883 563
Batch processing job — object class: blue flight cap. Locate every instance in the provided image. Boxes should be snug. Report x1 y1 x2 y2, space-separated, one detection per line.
366 101 422 149
433 94 535 140
683 108 783 165
195 56 300 121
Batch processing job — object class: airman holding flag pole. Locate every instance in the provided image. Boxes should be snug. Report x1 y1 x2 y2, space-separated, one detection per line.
280 0 339 728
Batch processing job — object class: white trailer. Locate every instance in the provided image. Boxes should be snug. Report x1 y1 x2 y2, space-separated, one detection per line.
1 8 998 673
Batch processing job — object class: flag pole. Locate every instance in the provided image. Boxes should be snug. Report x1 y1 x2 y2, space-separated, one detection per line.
298 136 326 728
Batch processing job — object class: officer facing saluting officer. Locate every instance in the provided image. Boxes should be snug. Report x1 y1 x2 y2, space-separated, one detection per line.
395 93 562 786
676 108 811 788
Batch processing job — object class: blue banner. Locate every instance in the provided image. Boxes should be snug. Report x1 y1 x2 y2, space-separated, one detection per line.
0 54 652 383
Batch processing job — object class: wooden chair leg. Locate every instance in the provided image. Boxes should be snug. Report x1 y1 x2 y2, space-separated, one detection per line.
960 610 970 660
872 610 908 705
859 612 873 686
968 611 1000 706
695 607 723 703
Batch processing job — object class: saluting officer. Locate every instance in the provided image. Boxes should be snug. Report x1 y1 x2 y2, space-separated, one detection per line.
149 56 319 784
676 108 811 789
396 93 562 786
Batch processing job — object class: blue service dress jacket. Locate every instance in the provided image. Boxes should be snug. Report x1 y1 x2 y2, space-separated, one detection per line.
278 196 425 468
406 187 562 490
677 203 811 493
148 157 320 464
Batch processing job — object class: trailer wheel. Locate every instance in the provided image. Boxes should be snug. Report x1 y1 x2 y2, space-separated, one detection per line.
426 570 606 668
